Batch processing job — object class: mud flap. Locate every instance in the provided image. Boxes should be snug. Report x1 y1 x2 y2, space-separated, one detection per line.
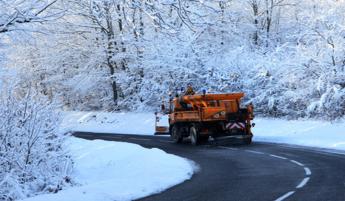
154 126 170 135
154 112 170 135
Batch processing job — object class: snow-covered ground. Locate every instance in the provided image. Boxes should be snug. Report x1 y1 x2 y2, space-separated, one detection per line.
62 111 345 151
21 137 195 201
253 118 345 151
61 111 158 135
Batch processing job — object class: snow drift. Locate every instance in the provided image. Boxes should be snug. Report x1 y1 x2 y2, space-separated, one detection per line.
253 118 345 151
21 137 195 201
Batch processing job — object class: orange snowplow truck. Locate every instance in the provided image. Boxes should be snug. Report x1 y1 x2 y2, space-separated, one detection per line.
156 93 254 145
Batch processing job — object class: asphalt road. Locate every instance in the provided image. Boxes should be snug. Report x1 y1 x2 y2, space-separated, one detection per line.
73 132 345 201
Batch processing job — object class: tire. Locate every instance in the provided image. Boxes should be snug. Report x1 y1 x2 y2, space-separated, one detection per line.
171 125 182 143
244 137 252 145
239 108 248 114
199 135 209 144
190 126 199 146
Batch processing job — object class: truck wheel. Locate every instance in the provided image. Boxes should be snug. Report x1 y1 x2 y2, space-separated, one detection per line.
199 135 209 144
190 126 199 146
244 137 252 145
171 126 182 143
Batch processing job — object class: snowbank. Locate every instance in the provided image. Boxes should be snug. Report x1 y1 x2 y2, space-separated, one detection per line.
21 137 194 201
61 111 157 135
62 111 345 151
253 118 345 151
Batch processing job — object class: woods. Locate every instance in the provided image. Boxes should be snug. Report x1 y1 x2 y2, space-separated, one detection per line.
2 0 345 118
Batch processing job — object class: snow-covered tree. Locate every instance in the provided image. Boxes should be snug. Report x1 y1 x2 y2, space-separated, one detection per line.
0 2 73 200
0 0 64 33
4 0 345 119
0 82 72 201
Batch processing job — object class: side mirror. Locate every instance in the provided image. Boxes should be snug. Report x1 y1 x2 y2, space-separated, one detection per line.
251 123 256 127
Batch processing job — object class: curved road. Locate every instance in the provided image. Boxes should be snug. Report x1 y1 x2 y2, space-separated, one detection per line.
73 132 345 201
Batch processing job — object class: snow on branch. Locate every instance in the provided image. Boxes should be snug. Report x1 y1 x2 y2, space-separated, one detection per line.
0 84 73 200
0 0 63 33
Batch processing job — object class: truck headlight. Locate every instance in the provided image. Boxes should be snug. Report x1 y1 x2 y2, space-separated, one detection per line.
214 114 220 118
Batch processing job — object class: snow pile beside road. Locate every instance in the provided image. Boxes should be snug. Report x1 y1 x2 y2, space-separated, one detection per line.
61 111 157 135
21 137 194 201
253 118 345 151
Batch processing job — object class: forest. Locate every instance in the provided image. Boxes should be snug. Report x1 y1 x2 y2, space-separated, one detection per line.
2 0 345 119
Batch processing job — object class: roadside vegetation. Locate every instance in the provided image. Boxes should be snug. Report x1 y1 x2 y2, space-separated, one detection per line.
0 83 72 200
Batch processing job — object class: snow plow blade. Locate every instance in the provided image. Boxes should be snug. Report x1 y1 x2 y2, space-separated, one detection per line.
154 126 170 135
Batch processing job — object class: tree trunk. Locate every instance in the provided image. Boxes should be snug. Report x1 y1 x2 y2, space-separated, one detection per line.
105 2 118 105
219 1 225 45
108 58 118 104
117 4 127 71
252 1 259 45
265 0 273 47
138 8 144 78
